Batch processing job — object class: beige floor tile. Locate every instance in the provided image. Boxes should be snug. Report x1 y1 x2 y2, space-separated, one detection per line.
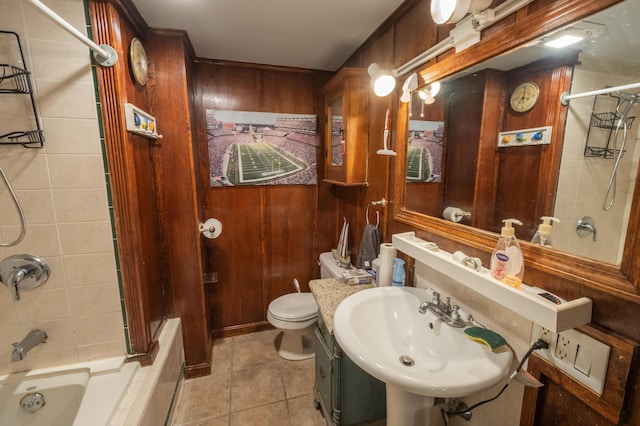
230 365 285 412
175 373 231 424
232 328 280 343
179 415 230 426
279 358 316 399
287 394 326 426
229 401 290 426
232 336 281 372
211 339 233 375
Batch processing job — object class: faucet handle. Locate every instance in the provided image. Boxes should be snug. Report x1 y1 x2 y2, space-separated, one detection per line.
432 292 440 304
451 305 460 320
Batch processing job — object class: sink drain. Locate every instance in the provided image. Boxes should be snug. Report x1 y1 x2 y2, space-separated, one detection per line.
399 355 415 367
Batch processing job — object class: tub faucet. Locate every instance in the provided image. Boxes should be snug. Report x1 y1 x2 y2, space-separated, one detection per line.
11 329 47 362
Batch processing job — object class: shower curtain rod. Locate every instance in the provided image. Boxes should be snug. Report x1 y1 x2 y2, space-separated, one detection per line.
24 0 118 67
560 81 640 105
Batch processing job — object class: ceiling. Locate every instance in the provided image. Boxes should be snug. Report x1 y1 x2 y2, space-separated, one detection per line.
131 0 406 71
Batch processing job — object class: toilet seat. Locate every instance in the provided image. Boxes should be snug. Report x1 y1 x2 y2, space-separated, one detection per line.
268 293 318 322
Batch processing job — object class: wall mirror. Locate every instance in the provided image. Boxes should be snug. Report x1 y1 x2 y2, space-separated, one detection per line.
329 96 344 167
404 1 640 265
394 0 640 295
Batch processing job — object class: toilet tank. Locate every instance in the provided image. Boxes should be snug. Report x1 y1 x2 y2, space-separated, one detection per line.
319 252 351 278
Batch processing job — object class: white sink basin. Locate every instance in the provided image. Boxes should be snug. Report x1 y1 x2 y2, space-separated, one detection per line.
334 286 513 425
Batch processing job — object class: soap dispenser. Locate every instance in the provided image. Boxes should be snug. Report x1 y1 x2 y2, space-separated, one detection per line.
531 216 559 248
490 219 524 287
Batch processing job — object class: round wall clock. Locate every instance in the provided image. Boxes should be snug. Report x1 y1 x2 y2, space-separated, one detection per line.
129 38 148 86
510 81 540 112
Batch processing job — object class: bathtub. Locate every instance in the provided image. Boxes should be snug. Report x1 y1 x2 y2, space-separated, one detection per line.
0 356 138 426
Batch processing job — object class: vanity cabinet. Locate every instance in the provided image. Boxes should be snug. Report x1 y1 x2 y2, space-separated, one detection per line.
313 310 386 425
322 68 369 186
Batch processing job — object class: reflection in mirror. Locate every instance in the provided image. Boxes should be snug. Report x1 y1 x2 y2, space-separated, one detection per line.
401 0 640 265
329 96 343 167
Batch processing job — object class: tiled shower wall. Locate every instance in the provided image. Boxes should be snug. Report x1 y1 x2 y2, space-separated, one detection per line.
0 0 125 374
555 55 640 264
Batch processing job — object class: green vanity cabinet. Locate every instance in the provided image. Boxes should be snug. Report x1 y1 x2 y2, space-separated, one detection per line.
313 311 386 425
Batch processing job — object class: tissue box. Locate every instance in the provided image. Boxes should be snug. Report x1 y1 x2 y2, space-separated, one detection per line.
341 269 373 285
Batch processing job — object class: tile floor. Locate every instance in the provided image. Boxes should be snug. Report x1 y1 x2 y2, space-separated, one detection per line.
172 329 327 426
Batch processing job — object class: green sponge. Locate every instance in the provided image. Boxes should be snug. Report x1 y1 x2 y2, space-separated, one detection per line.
464 327 507 352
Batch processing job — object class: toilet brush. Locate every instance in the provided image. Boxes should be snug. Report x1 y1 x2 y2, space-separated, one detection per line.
293 278 301 293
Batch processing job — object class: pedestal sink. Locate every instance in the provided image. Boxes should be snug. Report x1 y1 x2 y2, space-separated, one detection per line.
333 286 513 426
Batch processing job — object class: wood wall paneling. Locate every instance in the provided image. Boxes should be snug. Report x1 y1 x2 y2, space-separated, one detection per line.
89 0 164 364
147 30 210 377
195 63 325 336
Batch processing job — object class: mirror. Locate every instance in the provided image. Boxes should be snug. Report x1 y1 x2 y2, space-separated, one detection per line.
329 96 344 167
400 0 640 266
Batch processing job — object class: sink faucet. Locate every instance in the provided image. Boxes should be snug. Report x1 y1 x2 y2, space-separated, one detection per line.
418 292 466 328
11 329 47 362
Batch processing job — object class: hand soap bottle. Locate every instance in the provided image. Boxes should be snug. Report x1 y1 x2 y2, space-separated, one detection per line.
531 216 559 248
490 219 524 287
392 258 406 286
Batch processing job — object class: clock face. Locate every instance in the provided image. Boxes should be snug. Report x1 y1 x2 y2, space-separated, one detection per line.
510 82 540 112
129 38 148 86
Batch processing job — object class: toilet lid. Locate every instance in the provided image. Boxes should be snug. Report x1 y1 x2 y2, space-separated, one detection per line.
269 293 318 322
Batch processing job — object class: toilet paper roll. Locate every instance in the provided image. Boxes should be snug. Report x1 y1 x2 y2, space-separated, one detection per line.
443 207 464 222
378 243 396 287
200 218 223 239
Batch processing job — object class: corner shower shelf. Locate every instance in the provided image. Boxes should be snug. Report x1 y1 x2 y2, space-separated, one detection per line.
584 94 634 159
0 31 44 148
392 232 593 332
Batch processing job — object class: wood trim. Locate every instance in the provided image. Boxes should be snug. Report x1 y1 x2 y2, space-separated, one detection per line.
125 339 160 367
89 0 154 356
184 362 213 379
107 0 149 36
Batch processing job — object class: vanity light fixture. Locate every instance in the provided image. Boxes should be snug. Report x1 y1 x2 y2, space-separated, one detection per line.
371 0 535 98
542 22 605 49
430 0 492 25
400 73 419 103
368 63 397 97
416 81 441 105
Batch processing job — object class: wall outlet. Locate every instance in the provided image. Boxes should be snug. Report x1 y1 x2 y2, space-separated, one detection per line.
539 327 554 348
554 332 577 364
531 324 610 395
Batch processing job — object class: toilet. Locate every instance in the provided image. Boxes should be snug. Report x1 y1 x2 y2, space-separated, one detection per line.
267 252 349 360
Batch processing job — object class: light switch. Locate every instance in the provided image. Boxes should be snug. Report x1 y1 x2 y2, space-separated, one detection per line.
574 344 593 376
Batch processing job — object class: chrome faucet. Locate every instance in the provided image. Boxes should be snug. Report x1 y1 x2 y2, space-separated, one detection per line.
418 292 466 328
11 329 47 362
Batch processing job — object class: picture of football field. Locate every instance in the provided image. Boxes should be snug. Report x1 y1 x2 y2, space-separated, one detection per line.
207 110 317 187
406 146 430 181
228 143 304 184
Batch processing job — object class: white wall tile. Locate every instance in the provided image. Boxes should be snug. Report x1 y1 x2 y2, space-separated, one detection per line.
0 0 125 373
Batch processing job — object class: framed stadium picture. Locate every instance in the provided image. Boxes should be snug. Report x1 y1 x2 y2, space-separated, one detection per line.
406 120 443 183
206 110 318 187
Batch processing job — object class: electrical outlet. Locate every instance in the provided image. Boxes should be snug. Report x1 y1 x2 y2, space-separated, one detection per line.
555 332 577 364
539 327 554 348
531 324 610 395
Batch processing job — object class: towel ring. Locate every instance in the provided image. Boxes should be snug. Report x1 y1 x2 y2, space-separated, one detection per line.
366 198 387 228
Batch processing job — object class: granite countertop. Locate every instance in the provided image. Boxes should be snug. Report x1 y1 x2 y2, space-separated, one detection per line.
309 278 373 334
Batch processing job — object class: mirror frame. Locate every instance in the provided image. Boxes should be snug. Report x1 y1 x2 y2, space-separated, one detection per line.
394 0 640 298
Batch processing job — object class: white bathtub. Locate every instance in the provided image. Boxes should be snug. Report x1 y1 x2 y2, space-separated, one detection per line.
0 357 138 426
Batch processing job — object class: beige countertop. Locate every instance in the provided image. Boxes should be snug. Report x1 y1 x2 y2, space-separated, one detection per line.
309 278 373 334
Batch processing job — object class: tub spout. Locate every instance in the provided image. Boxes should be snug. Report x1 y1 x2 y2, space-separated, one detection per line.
11 329 47 362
